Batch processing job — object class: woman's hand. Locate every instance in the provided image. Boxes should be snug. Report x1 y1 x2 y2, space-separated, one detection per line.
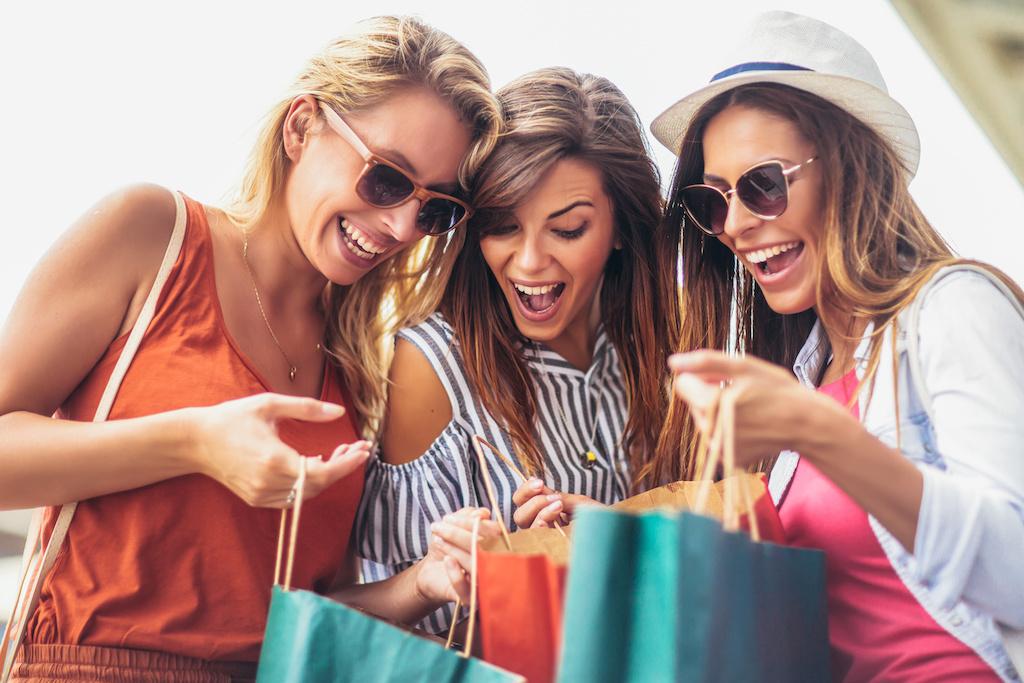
186 392 370 507
511 478 601 528
669 350 836 468
416 508 502 604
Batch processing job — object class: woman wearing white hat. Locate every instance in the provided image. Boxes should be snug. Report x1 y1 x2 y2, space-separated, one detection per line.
659 10 1024 683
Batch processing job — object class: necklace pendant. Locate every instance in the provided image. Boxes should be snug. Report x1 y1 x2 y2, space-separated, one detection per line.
288 366 297 382
581 450 597 470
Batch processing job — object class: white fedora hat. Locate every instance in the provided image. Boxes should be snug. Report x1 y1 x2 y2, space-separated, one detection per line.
651 10 920 177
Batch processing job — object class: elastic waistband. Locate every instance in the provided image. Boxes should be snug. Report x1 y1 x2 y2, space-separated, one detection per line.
12 644 256 683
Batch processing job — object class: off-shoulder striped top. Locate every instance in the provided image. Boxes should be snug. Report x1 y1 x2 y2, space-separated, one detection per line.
355 312 631 632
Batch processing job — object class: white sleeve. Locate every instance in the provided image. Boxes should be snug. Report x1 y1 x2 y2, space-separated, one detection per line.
912 271 1024 628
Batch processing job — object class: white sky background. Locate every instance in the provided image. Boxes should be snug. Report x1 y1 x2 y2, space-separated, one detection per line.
1 0 1022 326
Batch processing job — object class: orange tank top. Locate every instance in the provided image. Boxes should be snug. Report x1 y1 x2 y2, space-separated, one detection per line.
27 195 364 662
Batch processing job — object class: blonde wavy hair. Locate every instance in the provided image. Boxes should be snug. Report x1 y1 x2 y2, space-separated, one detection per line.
225 16 500 434
650 83 1024 485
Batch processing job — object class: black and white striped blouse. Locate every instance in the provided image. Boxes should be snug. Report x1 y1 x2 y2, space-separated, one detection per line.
355 312 631 633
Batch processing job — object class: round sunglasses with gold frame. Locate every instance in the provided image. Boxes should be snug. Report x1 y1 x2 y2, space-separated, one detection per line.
682 156 817 236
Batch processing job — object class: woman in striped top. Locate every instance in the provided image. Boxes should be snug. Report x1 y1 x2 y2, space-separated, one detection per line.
355 67 679 632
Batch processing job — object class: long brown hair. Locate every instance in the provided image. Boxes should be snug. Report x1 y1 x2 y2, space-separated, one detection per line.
440 67 671 487
226 16 500 434
649 82 1024 484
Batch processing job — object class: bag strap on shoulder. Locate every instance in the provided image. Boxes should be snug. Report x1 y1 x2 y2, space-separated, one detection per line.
0 190 188 682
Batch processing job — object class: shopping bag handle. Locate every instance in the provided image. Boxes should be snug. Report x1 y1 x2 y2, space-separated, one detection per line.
473 435 566 538
444 516 481 658
470 436 514 550
273 457 308 591
692 388 761 541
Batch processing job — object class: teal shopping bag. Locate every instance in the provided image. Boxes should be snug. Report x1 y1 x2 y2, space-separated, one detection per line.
255 460 523 683
557 507 830 683
256 587 523 683
558 395 830 682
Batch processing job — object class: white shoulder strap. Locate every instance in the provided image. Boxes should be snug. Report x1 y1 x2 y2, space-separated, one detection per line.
903 263 1024 677
0 190 188 681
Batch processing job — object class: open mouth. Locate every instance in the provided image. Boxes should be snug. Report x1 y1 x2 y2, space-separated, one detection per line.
744 241 804 277
512 281 566 315
338 216 388 262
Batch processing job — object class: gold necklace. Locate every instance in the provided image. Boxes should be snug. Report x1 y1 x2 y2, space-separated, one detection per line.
241 230 319 382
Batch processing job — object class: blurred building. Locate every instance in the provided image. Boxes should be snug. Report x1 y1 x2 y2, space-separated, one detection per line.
892 0 1024 185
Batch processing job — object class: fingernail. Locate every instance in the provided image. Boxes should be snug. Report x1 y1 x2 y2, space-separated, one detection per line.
547 500 562 509
429 522 440 532
322 402 345 414
546 494 561 502
530 479 543 490
432 535 444 546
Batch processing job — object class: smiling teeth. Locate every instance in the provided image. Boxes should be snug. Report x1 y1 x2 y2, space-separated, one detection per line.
513 283 559 295
744 241 801 264
340 218 387 256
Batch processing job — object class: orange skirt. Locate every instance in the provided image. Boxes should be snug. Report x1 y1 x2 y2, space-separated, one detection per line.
11 644 256 683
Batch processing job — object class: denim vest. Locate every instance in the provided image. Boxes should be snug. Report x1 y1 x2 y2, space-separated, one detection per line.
768 268 1024 682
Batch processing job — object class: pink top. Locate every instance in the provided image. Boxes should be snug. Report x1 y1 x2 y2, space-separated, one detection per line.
779 368 997 682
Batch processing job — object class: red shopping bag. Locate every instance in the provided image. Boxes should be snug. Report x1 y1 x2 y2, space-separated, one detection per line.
477 527 568 683
469 437 569 683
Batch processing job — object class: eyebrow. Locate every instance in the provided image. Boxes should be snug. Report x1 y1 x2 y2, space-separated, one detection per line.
703 157 797 184
379 147 459 194
547 200 594 220
379 147 419 177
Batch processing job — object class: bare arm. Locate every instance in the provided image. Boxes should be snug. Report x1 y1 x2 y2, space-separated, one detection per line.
0 185 365 509
378 337 453 465
333 509 499 625
338 337 512 625
0 184 193 507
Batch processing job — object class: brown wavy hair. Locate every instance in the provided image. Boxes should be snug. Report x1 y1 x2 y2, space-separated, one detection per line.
226 16 501 434
648 82 1024 485
440 67 672 488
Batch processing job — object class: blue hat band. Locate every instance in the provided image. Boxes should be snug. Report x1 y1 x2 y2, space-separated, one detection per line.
711 61 813 83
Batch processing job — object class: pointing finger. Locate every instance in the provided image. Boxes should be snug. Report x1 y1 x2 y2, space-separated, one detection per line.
259 394 347 423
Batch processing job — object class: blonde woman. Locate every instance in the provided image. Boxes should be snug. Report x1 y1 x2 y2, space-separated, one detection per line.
0 16 498 681
660 11 1024 682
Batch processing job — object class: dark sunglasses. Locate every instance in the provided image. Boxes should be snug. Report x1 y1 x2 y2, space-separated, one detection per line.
319 103 473 235
681 156 817 235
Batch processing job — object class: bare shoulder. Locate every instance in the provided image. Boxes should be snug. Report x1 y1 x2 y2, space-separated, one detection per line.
71 183 179 277
0 184 181 416
379 336 454 466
